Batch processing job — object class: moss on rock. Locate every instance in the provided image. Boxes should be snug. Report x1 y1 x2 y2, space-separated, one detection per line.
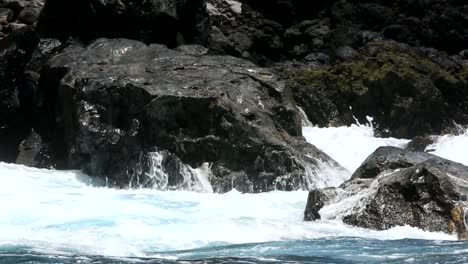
282 41 468 137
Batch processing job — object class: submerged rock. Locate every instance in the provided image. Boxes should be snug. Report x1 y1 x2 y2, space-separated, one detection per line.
42 38 345 193
304 146 468 239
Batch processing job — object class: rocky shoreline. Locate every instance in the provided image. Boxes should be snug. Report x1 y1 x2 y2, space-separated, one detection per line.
0 0 467 238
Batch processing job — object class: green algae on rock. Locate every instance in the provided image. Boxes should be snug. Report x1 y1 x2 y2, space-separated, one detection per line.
282 41 468 138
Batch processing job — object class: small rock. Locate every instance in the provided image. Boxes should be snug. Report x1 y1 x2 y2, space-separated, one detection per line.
460 50 468 60
0 8 14 24
16 129 54 168
18 7 40 25
405 136 436 152
335 46 356 59
8 22 27 32
229 31 253 51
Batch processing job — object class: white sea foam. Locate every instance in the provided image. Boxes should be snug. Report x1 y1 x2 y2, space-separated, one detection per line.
427 129 468 166
0 124 461 258
303 124 409 173
0 162 455 258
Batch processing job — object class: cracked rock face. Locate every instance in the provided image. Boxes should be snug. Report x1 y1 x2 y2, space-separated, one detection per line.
42 38 344 193
305 146 468 239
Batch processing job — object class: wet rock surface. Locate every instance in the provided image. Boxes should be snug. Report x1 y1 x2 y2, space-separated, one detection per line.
282 41 468 138
41 38 343 192
305 146 468 238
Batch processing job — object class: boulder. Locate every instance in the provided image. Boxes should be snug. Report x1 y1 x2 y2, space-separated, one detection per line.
282 41 468 138
37 0 209 47
41 38 346 192
304 146 468 239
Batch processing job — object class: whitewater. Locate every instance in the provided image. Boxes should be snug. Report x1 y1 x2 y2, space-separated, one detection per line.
1 124 468 263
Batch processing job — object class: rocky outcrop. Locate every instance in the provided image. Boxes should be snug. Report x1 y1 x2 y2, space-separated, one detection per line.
283 41 468 138
0 26 39 163
0 0 43 39
206 0 467 65
40 38 346 192
305 146 468 239
37 0 209 47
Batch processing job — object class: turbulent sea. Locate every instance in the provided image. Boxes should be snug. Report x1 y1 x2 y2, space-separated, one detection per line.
1 124 468 264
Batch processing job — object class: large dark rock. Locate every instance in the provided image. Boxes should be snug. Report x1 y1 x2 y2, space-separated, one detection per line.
305 146 468 239
0 26 39 162
41 38 345 193
37 0 208 47
283 41 468 138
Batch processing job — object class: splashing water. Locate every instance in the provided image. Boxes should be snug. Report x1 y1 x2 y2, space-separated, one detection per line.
303 124 409 173
128 151 213 192
2 125 468 263
427 129 468 166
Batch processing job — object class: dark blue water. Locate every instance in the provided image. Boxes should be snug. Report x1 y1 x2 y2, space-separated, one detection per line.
2 238 467 264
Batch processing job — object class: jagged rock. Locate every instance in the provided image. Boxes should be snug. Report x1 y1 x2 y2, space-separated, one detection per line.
282 41 468 138
37 0 209 47
304 146 468 239
16 129 54 168
17 7 40 25
41 38 345 193
405 136 437 152
350 146 434 180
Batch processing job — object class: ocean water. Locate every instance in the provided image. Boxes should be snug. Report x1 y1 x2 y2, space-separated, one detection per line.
1 124 467 264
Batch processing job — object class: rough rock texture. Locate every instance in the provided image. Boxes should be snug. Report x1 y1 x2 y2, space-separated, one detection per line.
15 129 54 168
283 41 468 138
405 136 437 152
304 146 468 238
0 0 43 38
41 38 344 192
205 0 467 64
37 0 209 47
0 26 39 163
